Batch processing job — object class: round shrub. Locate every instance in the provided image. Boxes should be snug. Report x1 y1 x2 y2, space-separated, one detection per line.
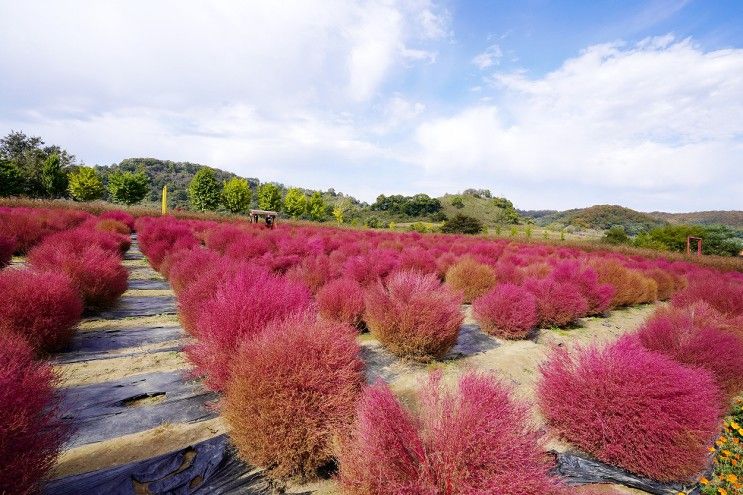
472 283 538 339
187 266 314 391
29 245 128 311
445 256 497 303
95 218 131 235
523 277 589 327
628 303 743 399
0 269 83 352
224 312 364 482
550 260 614 315
0 333 66 494
99 209 135 230
316 277 365 328
591 259 657 307
338 372 564 495
538 340 722 481
364 271 463 360
163 248 223 295
0 235 14 268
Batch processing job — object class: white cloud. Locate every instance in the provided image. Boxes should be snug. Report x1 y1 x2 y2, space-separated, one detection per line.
472 44 503 69
416 37 743 201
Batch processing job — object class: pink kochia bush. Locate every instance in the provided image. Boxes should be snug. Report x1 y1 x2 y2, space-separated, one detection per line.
523 277 589 327
538 340 722 482
224 311 364 482
0 269 83 352
338 372 564 495
29 244 128 311
0 333 66 495
672 275 743 317
187 266 314 391
99 209 135 230
627 303 743 399
472 283 538 339
316 278 366 328
550 260 614 315
364 271 464 360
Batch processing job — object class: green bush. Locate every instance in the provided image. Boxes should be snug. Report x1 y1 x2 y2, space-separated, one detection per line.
603 225 629 245
221 177 252 214
441 214 484 235
634 224 742 256
108 170 149 205
68 167 105 201
188 168 221 211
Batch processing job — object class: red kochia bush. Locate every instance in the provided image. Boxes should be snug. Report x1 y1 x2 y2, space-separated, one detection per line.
0 235 14 268
364 271 463 360
628 303 743 399
538 340 722 481
445 256 497 303
224 312 364 482
0 269 83 352
523 277 589 327
187 266 314 391
550 260 614 315
338 372 564 495
99 209 135 230
672 275 743 317
29 245 128 311
0 333 66 494
473 283 538 339
95 218 131 236
316 278 365 328
162 248 223 295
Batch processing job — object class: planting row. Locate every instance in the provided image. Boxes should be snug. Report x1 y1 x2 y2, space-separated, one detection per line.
0 206 135 495
134 214 743 492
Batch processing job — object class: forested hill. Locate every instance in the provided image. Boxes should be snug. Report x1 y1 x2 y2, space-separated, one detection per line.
95 158 258 208
649 211 743 230
523 204 667 235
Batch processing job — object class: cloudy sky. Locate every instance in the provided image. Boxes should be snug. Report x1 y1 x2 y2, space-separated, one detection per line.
1 0 742 211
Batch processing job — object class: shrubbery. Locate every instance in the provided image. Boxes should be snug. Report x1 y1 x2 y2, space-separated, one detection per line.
224 312 364 482
441 214 484 234
672 275 743 317
316 278 365 328
538 340 722 481
187 266 313 390
523 277 589 327
591 259 658 307
627 303 743 399
0 333 66 494
29 244 127 311
473 283 538 339
364 271 463 360
0 269 83 352
445 256 497 303
338 372 564 494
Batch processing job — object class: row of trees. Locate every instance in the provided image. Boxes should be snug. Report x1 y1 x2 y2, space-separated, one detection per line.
370 193 442 217
0 132 150 205
186 168 330 220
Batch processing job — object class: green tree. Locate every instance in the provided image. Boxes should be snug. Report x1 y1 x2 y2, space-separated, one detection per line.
603 225 629 245
307 191 327 221
221 177 252 214
0 160 23 197
451 196 465 209
108 170 149 205
441 214 484 234
68 166 105 201
258 183 282 211
283 187 307 218
188 168 221 211
40 153 68 197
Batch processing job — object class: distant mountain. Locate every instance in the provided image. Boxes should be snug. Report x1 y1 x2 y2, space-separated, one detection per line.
95 158 259 208
648 211 743 230
525 205 667 235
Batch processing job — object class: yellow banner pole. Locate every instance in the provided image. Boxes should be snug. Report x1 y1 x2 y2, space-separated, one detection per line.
161 185 168 215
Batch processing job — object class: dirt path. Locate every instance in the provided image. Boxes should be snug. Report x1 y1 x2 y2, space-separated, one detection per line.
50 235 227 483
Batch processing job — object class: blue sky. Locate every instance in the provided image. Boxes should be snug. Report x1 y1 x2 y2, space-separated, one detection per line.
1 0 741 212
